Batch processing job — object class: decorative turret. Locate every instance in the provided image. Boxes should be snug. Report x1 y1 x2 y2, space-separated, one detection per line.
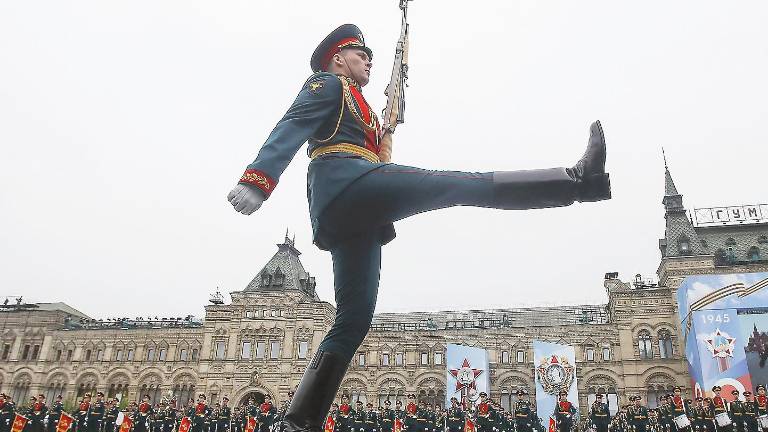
659 155 705 258
243 231 319 300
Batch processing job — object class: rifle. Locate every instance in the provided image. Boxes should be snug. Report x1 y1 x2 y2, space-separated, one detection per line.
379 0 412 163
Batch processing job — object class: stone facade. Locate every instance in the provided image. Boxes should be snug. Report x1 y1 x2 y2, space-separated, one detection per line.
2 166 767 414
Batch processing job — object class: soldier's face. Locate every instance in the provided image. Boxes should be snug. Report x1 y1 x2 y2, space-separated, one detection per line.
336 49 371 87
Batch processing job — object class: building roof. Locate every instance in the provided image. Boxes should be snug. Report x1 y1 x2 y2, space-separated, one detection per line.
35 302 91 320
241 232 320 300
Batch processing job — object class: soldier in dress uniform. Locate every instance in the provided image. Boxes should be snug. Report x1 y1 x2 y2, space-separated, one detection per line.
351 401 366 432
153 401 167 432
47 395 64 432
433 405 444 432
87 393 104 432
631 396 649 432
476 393 494 432
74 394 92 432
258 397 275 432
379 401 394 432
218 398 231 432
730 390 746 432
649 409 663 432
555 391 577 432
104 398 119 432
393 401 404 422
514 390 534 432
671 388 689 432
192 394 210 432
755 386 768 421
164 399 177 432
445 398 463 432
135 396 153 432
209 403 220 432
364 403 377 432
0 393 15 432
231 408 243 432
590 394 611 432
28 395 47 432
742 392 757 432
336 398 353 432
700 399 716 432
229 23 612 432
403 396 417 432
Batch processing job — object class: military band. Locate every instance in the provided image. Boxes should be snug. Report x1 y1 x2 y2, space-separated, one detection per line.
6 385 768 432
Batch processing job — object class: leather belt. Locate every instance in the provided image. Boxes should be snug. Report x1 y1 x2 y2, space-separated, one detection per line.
310 143 380 163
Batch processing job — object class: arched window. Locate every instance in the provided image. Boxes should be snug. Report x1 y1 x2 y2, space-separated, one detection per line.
678 236 691 255
748 247 761 262
725 237 737 246
12 375 32 403
273 268 285 286
759 236 768 244
260 272 271 287
638 330 653 359
659 330 673 359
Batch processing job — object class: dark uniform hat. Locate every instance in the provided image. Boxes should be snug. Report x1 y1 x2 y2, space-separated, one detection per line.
384 400 391 405
450 397 458 402
311 24 373 72
712 386 722 391
97 392 104 397
744 391 752 396
695 397 703 401
558 390 568 396
731 390 740 395
479 392 487 397
517 389 528 396
674 386 682 391
199 393 206 399
595 393 604 398
757 385 766 392
223 396 229 401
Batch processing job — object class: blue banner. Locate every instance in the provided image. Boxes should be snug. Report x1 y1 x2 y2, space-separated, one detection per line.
445 344 490 408
533 340 579 424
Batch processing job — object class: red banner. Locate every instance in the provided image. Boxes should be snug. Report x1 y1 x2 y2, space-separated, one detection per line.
57 413 75 432
548 417 557 432
11 415 29 432
178 417 192 432
464 418 474 432
394 418 403 432
324 416 335 432
245 417 257 432
119 416 134 432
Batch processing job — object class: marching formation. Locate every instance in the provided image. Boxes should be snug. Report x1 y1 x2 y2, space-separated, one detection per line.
6 385 767 432
606 386 768 432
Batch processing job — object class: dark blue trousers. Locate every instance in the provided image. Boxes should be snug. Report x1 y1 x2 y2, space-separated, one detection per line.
317 164 494 359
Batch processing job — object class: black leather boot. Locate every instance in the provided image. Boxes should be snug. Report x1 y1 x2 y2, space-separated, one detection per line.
283 350 349 432
492 120 611 209
567 120 611 202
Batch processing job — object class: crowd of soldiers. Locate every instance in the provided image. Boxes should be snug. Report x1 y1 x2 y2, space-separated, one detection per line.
6 384 767 432
325 390 548 432
0 391 284 432
606 385 768 432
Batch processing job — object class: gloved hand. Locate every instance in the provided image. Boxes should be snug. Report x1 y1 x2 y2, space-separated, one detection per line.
227 184 265 215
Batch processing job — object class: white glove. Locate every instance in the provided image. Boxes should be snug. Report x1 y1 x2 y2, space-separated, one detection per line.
227 184 266 215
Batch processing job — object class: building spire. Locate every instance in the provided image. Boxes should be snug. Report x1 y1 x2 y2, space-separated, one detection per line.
663 152 680 198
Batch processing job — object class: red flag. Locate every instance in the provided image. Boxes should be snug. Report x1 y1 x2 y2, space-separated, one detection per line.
324 416 335 432
57 413 75 432
464 418 475 432
394 418 403 432
179 417 192 432
12 415 30 432
119 416 133 432
245 416 257 432
549 416 557 432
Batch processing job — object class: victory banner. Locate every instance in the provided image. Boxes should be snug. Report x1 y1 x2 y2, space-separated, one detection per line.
533 340 579 425
11 415 29 432
245 416 257 432
324 416 335 432
446 343 490 408
178 417 192 432
56 413 74 432
119 416 133 432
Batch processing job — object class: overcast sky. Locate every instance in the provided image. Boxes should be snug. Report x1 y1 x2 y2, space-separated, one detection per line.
2 1 767 320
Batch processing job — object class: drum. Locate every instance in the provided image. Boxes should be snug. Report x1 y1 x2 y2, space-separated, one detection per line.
715 412 732 427
674 415 691 429
116 412 125 426
758 415 768 430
